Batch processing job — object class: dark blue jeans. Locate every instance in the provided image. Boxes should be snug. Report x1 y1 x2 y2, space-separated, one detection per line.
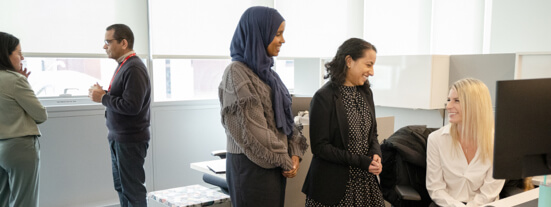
109 140 149 207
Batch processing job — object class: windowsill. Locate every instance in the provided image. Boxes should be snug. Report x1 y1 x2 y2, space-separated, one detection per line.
152 98 219 109
40 96 99 108
40 97 221 112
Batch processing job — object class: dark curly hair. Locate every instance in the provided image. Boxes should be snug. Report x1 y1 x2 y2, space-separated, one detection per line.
0 32 20 71
324 38 377 86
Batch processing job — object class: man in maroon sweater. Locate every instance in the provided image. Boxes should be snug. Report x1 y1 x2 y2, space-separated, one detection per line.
89 24 151 207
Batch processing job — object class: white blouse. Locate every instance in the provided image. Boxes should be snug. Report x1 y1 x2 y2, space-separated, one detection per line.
426 124 505 207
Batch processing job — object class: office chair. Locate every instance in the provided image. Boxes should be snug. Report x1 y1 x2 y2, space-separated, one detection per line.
202 150 229 195
380 125 437 207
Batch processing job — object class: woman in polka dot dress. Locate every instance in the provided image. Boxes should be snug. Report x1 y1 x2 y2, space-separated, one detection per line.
302 38 385 207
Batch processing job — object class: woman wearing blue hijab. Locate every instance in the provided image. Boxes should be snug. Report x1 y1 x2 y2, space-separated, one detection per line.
219 6 308 207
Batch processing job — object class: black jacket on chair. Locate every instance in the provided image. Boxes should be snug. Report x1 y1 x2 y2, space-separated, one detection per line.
379 125 438 207
302 81 382 205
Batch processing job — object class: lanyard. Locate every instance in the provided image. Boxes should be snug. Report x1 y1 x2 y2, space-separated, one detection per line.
108 53 136 92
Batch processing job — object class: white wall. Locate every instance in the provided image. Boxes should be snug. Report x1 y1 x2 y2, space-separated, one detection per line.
449 53 516 106
375 106 444 130
39 106 121 207
374 53 517 132
276 0 364 57
0 0 149 55
364 0 433 55
489 0 551 53
150 100 227 190
431 0 485 54
38 101 226 207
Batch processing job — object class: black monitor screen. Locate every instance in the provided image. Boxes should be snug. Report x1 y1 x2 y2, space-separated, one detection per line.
493 78 551 179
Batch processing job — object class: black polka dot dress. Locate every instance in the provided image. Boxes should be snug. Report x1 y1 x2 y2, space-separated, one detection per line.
305 85 385 207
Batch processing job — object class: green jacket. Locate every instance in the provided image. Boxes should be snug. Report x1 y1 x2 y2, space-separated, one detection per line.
0 70 47 139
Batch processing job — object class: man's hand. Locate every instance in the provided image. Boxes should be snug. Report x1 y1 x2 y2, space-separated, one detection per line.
88 82 105 103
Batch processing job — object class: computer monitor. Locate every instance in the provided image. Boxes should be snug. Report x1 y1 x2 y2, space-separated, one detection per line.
493 78 551 179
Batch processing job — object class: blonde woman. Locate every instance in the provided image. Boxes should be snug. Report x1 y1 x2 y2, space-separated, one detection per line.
426 78 505 207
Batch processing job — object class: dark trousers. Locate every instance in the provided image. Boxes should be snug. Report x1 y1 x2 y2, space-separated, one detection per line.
226 153 287 207
109 140 149 207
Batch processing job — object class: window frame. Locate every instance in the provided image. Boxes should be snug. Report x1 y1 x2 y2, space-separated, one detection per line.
22 52 150 107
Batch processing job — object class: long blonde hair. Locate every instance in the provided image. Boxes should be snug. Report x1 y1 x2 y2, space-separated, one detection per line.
449 78 494 163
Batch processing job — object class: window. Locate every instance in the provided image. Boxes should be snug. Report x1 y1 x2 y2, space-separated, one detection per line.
364 0 433 55
1 0 149 106
24 57 116 97
149 0 272 56
275 0 363 58
24 57 147 100
152 58 296 101
148 0 281 102
275 59 295 92
1 0 148 55
364 0 486 55
152 59 229 101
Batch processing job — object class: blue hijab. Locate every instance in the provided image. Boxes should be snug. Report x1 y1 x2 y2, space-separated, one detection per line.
230 6 294 136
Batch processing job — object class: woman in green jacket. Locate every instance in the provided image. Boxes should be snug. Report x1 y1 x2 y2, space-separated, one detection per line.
0 32 47 207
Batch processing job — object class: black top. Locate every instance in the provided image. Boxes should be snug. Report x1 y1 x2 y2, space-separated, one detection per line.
102 56 151 143
302 81 381 205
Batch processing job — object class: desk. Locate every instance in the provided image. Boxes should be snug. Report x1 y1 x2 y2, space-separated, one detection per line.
191 118 396 207
190 125 312 207
485 188 539 207
375 116 395 143
190 160 226 180
190 158 313 206
532 175 545 186
148 184 230 207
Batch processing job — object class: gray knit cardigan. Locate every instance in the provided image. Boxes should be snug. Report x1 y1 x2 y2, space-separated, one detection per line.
218 61 308 170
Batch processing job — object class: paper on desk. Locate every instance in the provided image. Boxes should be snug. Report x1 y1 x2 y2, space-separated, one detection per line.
294 111 309 125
